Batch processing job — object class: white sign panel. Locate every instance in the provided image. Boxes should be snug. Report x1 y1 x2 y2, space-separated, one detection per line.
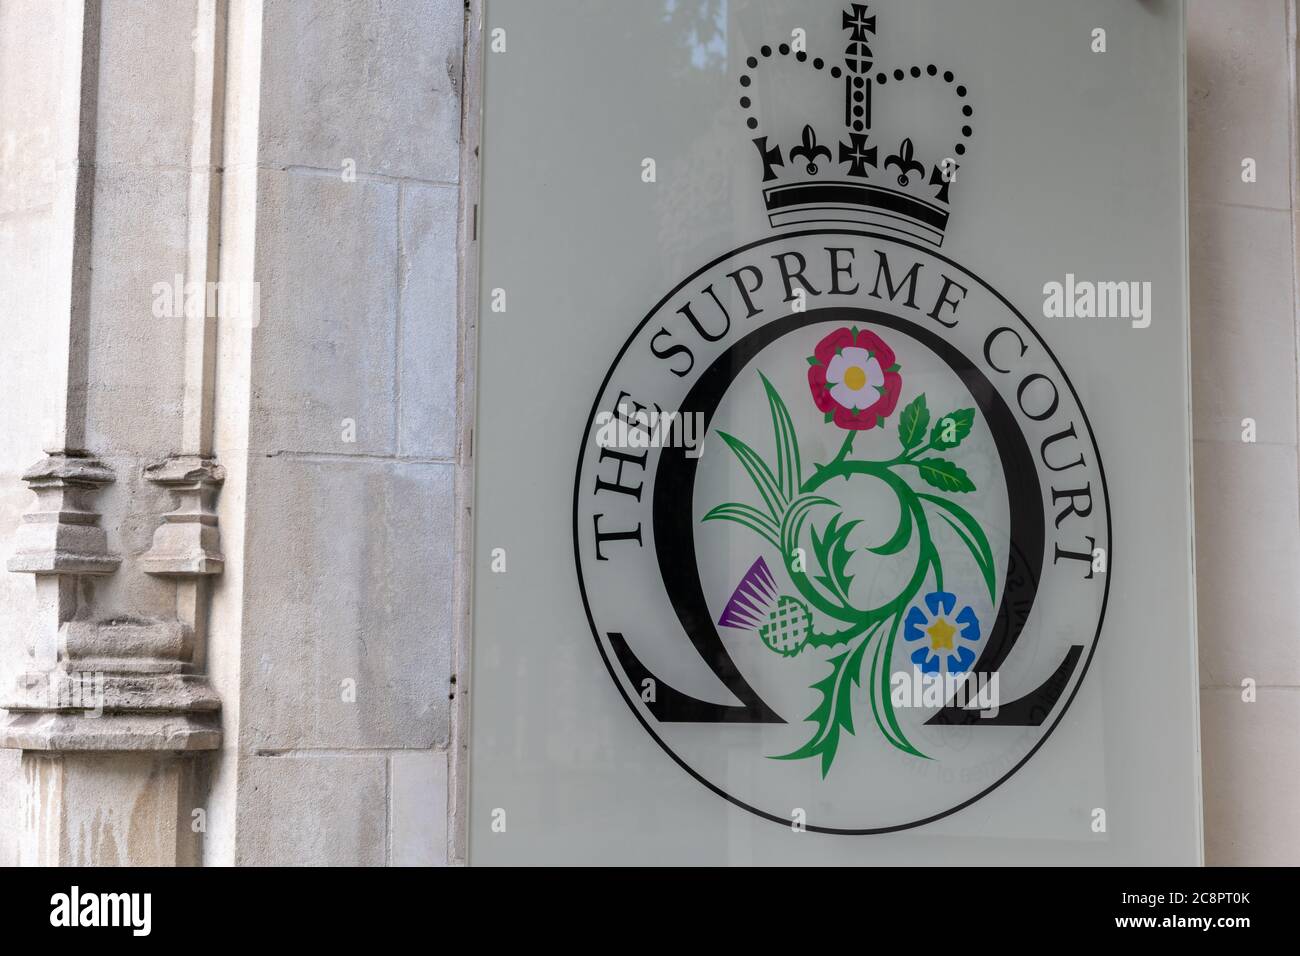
471 0 1199 864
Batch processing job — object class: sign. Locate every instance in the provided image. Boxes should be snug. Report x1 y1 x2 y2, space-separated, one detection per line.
473 0 1200 863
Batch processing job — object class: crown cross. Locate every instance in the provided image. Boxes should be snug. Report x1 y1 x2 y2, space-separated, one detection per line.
843 4 876 41
738 4 975 246
839 133 877 177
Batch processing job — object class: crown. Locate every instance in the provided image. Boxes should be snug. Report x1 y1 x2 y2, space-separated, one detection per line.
740 3 974 245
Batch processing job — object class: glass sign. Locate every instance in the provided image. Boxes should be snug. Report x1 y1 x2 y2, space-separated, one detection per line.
471 0 1199 864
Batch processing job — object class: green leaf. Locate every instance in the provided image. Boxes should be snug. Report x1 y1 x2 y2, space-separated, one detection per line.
804 625 867 650
929 408 975 450
716 430 785 518
780 494 837 557
809 513 835 587
807 356 821 366
828 519 859 596
867 617 927 758
910 457 976 493
702 502 780 549
918 493 997 602
759 373 802 502
898 394 930 450
824 411 834 424
772 638 872 777
808 513 860 604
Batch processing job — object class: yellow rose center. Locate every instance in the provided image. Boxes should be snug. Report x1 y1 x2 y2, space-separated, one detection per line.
844 365 867 390
926 617 956 651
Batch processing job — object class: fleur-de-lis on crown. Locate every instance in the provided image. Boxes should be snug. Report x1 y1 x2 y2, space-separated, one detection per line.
884 138 925 187
740 5 974 246
789 125 832 176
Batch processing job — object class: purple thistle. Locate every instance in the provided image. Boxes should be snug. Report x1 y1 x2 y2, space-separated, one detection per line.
718 557 778 630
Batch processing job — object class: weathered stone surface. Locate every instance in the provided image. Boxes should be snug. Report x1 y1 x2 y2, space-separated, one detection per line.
1201 686 1300 865
141 455 225 576
0 0 59 216
7 453 120 575
1 711 219 752
0 749 19 865
238 754 386 865
84 166 191 457
0 0 464 869
1194 442 1300 687
250 169 399 456
1189 203 1298 445
399 183 460 459
94 0 198 170
258 0 463 182
19 751 203 865
0 617 221 752
60 619 190 669
239 456 454 751
1186 0 1300 868
1187 0 1292 211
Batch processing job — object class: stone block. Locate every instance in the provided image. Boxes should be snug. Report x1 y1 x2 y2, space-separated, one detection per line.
239 753 386 865
19 751 203 865
258 0 462 182
390 749 447 866
1200 685 1300 865
1190 203 1298 445
251 168 399 456
1194 441 1300 686
1188 0 1292 211
399 183 459 459
84 166 191 457
95 0 198 169
240 456 454 750
0 749 19 865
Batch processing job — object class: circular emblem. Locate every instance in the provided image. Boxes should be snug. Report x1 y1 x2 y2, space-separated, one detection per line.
574 232 1110 833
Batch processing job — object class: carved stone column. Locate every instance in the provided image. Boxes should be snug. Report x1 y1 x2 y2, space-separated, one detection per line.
0 0 226 866
0 451 221 864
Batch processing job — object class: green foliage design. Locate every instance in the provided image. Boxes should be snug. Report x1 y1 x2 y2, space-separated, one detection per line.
703 374 995 775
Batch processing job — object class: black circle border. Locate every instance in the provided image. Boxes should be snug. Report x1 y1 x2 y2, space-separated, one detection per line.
571 229 1113 836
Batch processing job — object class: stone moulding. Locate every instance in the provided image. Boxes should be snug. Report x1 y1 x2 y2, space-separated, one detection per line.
0 618 221 752
6 451 121 575
0 712 220 752
3 452 222 752
140 455 226 576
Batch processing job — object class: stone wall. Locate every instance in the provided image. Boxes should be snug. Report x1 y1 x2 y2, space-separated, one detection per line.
1188 0 1300 866
0 0 67 866
0 0 469 866
208 0 467 866
0 0 1294 865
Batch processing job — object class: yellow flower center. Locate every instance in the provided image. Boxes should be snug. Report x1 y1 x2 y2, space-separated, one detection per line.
926 617 956 651
844 365 867 390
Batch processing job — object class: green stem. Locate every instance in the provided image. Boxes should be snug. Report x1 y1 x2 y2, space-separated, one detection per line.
832 430 856 465
788 443 950 656
805 614 875 649
784 561 858 622
868 612 928 758
803 459 934 620
886 438 938 466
